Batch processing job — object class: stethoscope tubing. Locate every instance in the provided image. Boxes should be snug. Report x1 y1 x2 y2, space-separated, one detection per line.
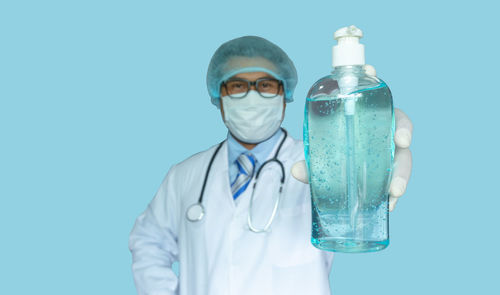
186 128 288 230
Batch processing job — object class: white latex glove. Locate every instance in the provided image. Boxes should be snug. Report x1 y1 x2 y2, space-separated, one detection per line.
292 64 413 212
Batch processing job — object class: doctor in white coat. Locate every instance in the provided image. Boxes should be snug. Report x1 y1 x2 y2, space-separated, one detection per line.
129 36 413 295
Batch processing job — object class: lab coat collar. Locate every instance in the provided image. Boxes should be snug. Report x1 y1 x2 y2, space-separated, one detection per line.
227 128 284 169
209 130 293 209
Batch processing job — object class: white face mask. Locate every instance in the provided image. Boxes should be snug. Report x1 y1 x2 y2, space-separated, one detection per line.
222 90 284 144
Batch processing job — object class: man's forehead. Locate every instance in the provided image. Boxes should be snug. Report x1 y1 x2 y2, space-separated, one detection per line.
232 72 275 79
224 56 277 73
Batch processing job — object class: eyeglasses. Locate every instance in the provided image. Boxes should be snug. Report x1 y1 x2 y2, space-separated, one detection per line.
222 78 282 99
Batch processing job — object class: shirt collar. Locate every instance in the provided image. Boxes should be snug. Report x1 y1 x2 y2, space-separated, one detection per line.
227 128 284 167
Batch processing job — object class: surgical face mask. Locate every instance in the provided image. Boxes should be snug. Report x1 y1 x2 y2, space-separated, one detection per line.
222 90 284 144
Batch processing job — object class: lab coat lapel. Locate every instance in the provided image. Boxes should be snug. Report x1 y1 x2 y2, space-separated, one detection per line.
206 141 235 210
201 142 238 279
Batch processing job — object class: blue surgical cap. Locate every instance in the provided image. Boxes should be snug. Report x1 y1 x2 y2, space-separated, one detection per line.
207 36 298 108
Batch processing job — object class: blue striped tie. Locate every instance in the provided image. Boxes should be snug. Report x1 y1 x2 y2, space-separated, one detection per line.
231 153 256 200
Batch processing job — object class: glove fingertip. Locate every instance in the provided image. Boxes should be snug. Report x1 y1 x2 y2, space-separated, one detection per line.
364 64 377 76
390 177 407 198
291 161 309 184
395 129 412 148
389 197 398 212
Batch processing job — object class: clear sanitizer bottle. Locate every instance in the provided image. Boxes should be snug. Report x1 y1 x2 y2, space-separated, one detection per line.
304 25 395 253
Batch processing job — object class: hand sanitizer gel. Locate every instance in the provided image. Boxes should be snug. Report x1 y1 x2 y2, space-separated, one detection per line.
304 25 395 253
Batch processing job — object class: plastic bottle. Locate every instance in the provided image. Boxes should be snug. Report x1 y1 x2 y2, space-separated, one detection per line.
304 25 395 253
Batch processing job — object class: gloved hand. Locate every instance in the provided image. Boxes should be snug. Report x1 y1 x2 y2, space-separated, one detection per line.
292 64 413 212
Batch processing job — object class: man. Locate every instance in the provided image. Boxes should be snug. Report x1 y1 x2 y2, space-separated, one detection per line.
129 36 413 295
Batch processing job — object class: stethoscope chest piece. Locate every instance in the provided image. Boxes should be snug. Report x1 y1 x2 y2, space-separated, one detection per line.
186 203 205 222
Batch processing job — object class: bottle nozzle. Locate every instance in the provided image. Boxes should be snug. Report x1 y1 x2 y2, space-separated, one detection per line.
334 25 363 41
332 25 365 67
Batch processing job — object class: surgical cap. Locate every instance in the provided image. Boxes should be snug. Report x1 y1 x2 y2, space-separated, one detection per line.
207 36 298 108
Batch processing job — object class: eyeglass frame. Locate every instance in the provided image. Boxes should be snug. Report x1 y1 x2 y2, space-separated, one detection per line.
221 77 284 99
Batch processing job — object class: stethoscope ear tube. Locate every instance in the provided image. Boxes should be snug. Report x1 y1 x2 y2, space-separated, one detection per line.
247 129 287 233
187 128 288 228
248 179 283 233
187 141 224 223
198 141 225 205
256 158 285 184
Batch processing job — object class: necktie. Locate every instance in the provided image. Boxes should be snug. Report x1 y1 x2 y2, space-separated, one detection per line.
231 153 256 200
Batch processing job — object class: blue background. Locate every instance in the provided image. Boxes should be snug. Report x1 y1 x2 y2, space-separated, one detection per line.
1 0 498 294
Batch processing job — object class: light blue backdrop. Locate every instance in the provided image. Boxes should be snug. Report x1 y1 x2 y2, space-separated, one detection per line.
1 0 498 294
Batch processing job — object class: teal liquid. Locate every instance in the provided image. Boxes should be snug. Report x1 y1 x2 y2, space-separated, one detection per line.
305 82 394 253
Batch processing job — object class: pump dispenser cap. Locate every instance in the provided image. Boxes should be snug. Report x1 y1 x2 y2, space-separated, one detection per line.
332 25 365 67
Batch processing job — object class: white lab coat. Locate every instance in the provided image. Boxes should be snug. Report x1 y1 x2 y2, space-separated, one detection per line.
129 134 334 295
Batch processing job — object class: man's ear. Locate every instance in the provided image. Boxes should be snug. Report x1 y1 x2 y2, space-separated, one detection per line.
281 100 286 120
220 99 225 121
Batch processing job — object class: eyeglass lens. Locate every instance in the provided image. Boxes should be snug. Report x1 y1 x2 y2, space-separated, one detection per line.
225 79 280 98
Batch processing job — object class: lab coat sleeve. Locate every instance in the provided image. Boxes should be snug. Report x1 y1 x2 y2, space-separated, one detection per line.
129 167 181 295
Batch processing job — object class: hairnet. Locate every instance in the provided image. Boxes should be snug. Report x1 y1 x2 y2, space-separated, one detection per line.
207 36 298 108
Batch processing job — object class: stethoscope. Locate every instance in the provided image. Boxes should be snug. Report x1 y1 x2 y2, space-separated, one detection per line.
186 128 287 233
